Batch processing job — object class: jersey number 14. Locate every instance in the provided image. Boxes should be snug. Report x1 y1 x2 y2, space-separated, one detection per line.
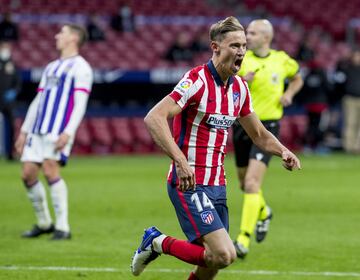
191 192 215 212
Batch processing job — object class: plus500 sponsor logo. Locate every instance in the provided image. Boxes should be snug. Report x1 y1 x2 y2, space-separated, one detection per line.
206 114 236 130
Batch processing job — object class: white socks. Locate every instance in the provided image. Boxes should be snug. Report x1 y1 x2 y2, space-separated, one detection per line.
26 181 52 229
152 234 167 254
50 178 70 232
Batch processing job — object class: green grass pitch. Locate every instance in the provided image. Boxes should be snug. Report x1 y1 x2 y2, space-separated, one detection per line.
0 153 359 280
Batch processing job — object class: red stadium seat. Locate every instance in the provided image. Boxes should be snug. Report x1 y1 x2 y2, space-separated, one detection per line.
87 117 113 154
109 117 134 153
130 117 156 153
279 115 308 151
73 120 92 154
2 0 354 115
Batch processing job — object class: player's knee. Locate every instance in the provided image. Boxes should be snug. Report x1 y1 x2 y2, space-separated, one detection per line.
42 161 59 182
21 171 37 187
211 249 236 268
21 173 35 186
244 176 260 193
43 169 57 182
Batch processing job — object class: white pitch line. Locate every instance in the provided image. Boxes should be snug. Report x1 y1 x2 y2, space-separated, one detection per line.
0 266 360 278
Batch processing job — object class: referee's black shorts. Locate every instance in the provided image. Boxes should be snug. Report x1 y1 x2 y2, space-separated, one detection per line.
232 120 280 167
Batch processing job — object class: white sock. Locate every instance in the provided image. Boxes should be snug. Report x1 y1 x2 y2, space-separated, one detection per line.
49 178 70 232
26 181 52 229
152 234 167 253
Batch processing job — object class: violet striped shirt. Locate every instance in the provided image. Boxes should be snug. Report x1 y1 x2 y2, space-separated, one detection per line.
32 55 93 137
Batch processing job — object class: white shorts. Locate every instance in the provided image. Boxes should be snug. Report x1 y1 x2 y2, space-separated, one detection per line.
21 133 74 165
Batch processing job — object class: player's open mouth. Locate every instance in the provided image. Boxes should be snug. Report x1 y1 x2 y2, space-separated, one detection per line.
234 58 242 67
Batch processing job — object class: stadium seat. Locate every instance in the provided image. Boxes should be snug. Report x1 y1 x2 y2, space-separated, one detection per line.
109 117 134 154
73 120 92 154
279 115 308 151
87 117 113 154
131 117 156 153
7 0 352 71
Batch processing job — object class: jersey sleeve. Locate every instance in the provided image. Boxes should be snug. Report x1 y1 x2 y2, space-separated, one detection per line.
21 92 41 133
37 66 48 91
73 61 93 94
282 51 299 79
63 61 93 136
168 70 203 109
239 80 254 117
63 92 89 137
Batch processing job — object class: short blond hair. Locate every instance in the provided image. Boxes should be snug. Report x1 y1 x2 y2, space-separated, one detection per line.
209 16 244 42
64 23 88 47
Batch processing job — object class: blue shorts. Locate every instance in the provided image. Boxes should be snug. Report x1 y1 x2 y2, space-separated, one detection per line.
167 184 229 243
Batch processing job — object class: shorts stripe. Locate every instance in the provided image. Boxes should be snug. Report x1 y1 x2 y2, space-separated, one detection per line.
176 189 201 239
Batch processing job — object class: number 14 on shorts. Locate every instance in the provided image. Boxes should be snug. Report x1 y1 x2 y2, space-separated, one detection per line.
191 192 214 212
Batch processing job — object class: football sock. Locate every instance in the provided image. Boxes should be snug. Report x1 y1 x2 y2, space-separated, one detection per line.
258 190 269 221
153 234 167 253
49 178 69 232
188 272 199 280
161 237 207 267
237 193 261 248
25 180 52 229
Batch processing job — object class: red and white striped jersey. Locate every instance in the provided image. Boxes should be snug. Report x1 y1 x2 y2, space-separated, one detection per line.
167 60 253 187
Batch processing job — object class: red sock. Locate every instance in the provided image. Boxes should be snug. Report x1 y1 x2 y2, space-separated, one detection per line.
162 237 206 267
188 272 199 280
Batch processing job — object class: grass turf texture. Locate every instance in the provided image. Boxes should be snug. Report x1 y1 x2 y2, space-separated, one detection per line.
0 153 359 279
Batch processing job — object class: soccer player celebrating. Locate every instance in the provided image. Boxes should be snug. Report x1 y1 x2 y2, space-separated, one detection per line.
131 16 301 279
15 24 93 240
232 19 303 258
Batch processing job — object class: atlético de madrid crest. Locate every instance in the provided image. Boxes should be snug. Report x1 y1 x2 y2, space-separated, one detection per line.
201 211 214 225
233 92 240 107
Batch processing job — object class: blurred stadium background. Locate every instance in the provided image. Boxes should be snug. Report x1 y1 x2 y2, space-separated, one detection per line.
0 0 359 155
1 1 360 279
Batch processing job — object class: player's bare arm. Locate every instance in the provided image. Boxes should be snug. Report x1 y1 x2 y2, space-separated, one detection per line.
15 132 27 155
238 112 301 170
144 96 195 191
16 92 41 155
280 73 303 107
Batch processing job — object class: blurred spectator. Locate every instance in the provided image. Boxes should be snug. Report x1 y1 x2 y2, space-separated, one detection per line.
0 13 18 41
0 41 21 160
342 48 360 154
87 14 105 41
296 34 315 63
330 53 350 106
300 60 330 153
165 33 193 62
190 31 209 53
325 48 352 149
110 5 135 33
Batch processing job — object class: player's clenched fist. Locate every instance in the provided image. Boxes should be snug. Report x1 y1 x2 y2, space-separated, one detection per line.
281 150 301 171
175 159 195 192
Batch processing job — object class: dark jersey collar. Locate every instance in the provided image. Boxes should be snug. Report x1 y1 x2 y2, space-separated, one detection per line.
206 60 234 87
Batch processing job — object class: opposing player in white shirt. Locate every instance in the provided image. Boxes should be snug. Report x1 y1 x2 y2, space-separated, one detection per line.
15 23 93 240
